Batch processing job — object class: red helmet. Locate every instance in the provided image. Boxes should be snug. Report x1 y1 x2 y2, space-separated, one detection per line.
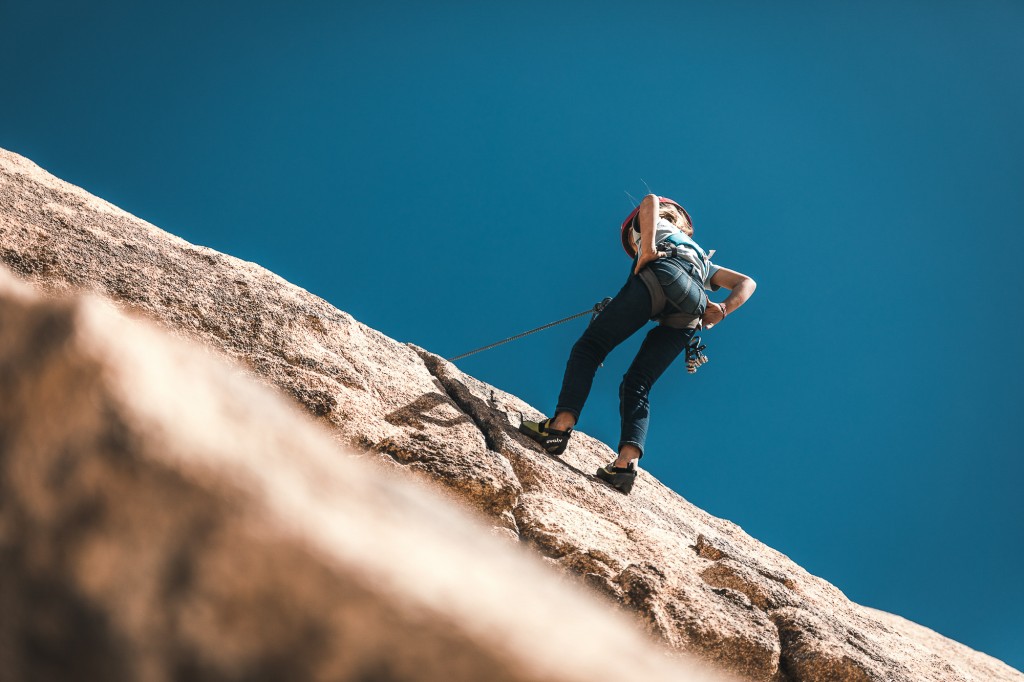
619 196 692 258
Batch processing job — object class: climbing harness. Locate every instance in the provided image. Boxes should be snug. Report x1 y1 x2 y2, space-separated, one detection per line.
448 298 613 362
685 335 708 374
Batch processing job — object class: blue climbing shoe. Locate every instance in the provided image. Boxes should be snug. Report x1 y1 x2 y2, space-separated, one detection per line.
518 417 572 456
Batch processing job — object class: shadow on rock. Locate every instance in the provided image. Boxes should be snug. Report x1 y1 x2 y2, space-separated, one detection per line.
385 392 474 430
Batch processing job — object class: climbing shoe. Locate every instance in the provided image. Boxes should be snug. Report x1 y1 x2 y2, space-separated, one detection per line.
518 417 572 456
596 462 637 495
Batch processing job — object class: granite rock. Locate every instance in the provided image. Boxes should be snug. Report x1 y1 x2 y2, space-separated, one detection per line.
2 146 1020 682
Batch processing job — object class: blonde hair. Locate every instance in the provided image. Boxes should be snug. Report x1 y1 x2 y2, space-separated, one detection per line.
659 203 693 237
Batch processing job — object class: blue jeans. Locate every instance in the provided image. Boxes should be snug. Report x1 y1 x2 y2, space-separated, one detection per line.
555 267 697 457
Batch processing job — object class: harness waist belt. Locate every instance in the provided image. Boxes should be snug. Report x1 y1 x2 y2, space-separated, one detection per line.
637 267 702 330
656 242 703 280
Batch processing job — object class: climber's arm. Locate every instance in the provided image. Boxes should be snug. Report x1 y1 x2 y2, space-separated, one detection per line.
702 267 756 329
633 194 664 275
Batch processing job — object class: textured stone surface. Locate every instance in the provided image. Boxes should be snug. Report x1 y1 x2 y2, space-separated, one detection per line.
0 147 521 537
2 146 1021 682
0 268 727 682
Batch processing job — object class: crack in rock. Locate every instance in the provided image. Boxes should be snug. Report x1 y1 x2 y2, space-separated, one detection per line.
412 348 610 496
413 346 508 454
411 346 523 535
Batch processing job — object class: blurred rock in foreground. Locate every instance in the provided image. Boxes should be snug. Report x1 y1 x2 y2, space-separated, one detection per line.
0 267 727 682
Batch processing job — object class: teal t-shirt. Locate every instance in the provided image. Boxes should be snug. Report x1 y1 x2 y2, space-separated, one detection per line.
631 218 721 290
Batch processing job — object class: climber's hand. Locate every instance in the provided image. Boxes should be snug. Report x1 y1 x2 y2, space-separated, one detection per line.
633 249 664 275
702 302 727 329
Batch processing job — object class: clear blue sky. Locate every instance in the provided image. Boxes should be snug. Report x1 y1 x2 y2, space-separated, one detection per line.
3 0 1022 671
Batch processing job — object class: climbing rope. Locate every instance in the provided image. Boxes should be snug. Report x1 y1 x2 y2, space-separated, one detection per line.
448 298 613 362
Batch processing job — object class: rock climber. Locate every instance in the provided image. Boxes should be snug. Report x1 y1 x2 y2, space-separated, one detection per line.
519 193 756 494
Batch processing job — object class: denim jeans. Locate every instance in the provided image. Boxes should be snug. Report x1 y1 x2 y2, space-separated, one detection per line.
555 268 697 457
648 254 709 317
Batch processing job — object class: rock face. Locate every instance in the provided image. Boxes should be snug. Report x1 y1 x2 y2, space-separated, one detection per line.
1 146 1020 682
0 268 726 682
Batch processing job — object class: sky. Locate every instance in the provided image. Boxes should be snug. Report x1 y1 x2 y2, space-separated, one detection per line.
3 0 1022 671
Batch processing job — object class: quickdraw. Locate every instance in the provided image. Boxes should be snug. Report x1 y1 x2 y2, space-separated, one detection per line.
685 335 708 374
